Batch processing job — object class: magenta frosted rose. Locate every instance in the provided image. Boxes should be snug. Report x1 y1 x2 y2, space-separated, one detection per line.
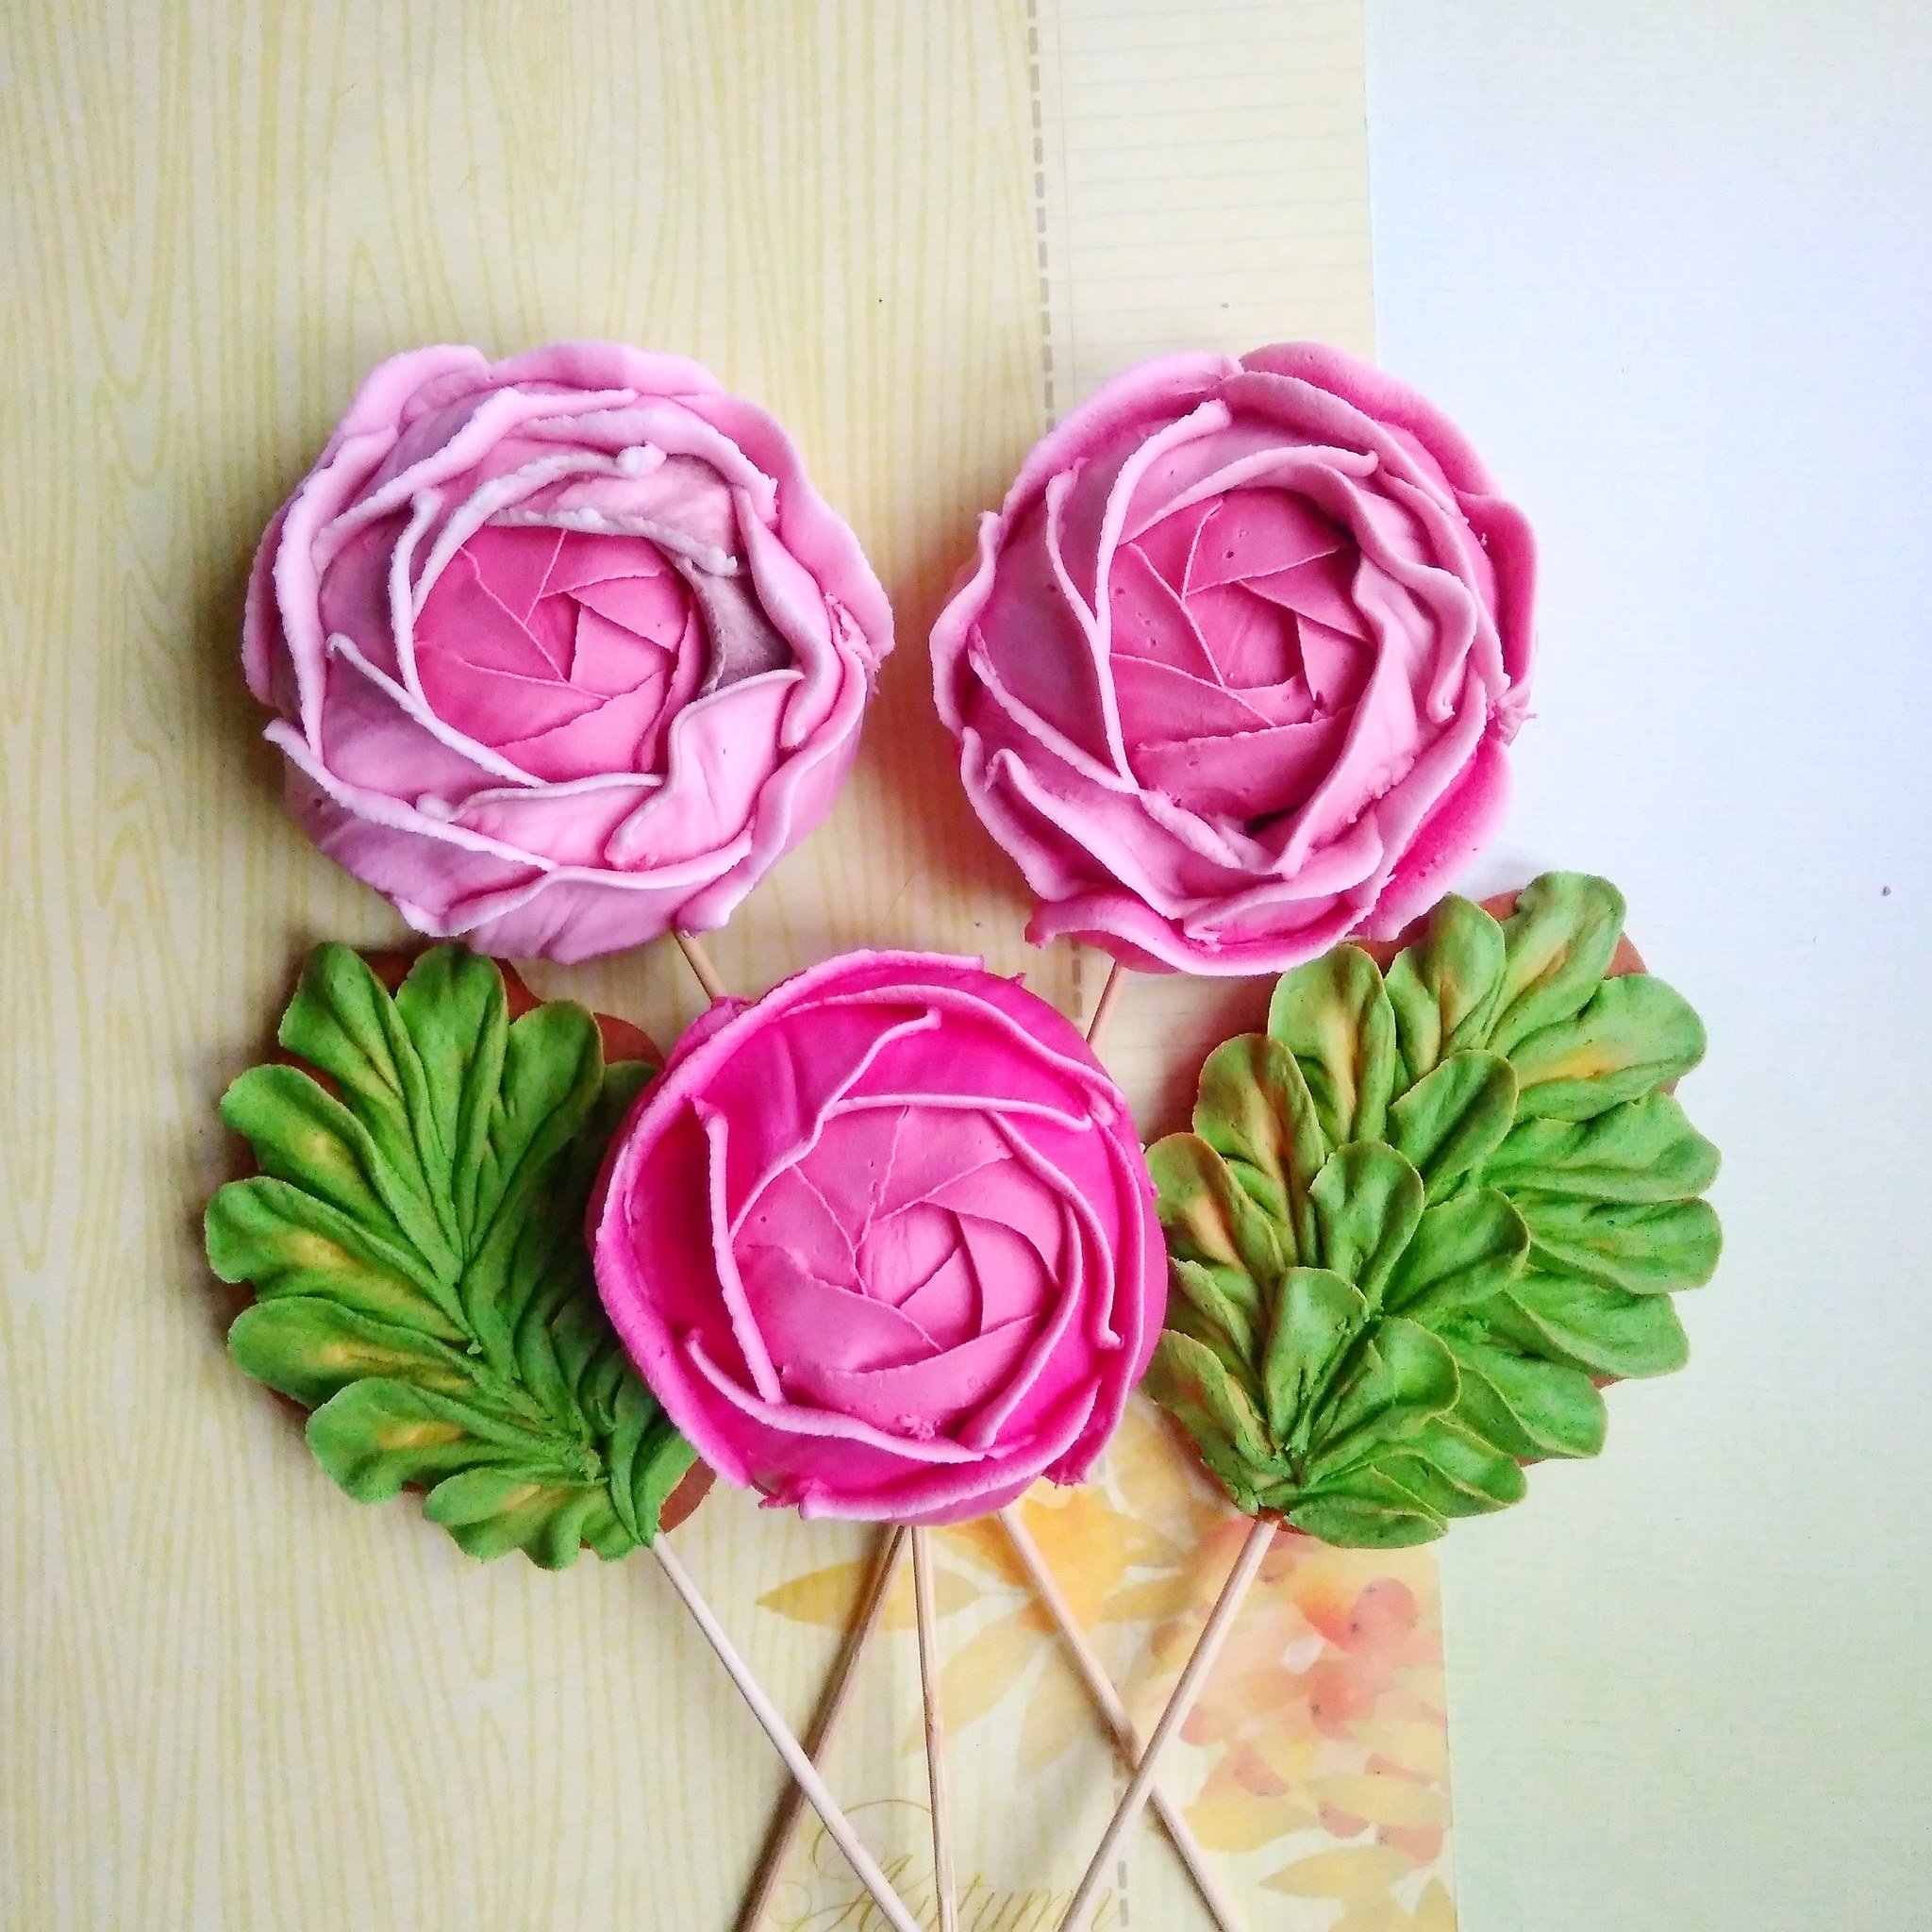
243 342 891 961
590 952 1166 1524
931 342 1535 974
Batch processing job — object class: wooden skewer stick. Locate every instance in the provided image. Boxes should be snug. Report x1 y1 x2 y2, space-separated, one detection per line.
675 929 729 1005
1054 1516 1276 1932
994 1507 1249 1932
911 1525 959 1932
734 1526 908 1932
651 1537 923 1932
1084 955 1128 1052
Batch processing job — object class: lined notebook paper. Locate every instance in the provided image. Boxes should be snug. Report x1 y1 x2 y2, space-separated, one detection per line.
1031 0 1374 416
1028 0 1381 1136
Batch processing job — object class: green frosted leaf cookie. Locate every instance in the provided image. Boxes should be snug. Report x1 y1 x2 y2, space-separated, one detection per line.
1388 1050 1518 1204
1383 1190 1530 1324
1192 1032 1327 1245
1485 872 1628 1056
1260 1267 1361 1445
1308 1142 1425 1308
1507 974 1708 1122
1145 871 1722 1546
1144 1330 1275 1514
208 945 693 1570
1383 891 1507 1081
1303 1317 1459 1479
1486 1272 1692 1380
1484 1092 1720 1203
1440 1328 1607 1461
1267 944 1398 1146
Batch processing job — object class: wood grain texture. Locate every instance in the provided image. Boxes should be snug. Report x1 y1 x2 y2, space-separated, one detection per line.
1 8 1050 1927
0 6 1405 1928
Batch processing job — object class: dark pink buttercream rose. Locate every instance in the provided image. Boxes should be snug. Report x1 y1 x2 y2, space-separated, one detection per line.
244 342 891 962
931 343 1534 974
590 952 1166 1524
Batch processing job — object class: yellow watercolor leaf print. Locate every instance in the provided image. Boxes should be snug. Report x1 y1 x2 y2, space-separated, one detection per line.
902 1606 1043 1751
1261 1842 1415 1899
758 1557 979 1630
1239 1729 1322 1790
1118 1515 1191 1570
1185 1788 1318 1854
1328 1901 1409 1932
881 1562 982 1631
1312 1774 1451 1830
1353 1715 1451 1780
1109 1394 1224 1530
1022 1488 1134 1626
940 1512 1033 1590
1096 1574 1202 1624
1412 1877 1457 1930
1397 1665 1449 1708
757 1559 873 1628
1018 1648 1091 1775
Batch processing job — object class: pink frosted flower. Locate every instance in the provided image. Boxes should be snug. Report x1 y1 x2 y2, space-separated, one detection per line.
245 342 891 961
932 343 1534 974
591 952 1166 1524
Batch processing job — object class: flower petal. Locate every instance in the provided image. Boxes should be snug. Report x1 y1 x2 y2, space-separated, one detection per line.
1114 657 1274 756
495 677 671 781
741 1242 939 1375
884 1237 981 1345
1106 542 1221 682
1186 490 1342 593
1135 711 1353 822
783 1315 1041 1437
1127 496 1218 597
1184 582 1306 690
1243 548 1374 641
473 522 570 627
970 493 1124 771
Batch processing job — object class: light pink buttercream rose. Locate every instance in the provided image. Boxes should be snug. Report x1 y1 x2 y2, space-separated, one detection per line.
931 342 1534 974
244 342 891 961
590 952 1165 1524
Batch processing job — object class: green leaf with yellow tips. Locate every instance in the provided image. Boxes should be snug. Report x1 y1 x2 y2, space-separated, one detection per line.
1143 1331 1275 1514
228 1298 480 1408
306 1378 559 1502
1308 1143 1425 1309
1147 1134 1287 1291
1267 944 1398 1146
208 944 691 1570
1145 871 1722 1548
1388 1051 1518 1204
206 1174 464 1340
1169 1258 1265 1390
1192 1032 1327 1248
423 1465 628 1568
1383 892 1507 1080
1383 1190 1529 1324
1508 974 1708 1122
1486 872 1628 1056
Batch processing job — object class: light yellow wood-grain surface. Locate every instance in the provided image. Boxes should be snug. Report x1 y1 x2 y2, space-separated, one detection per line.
0 7 1405 1928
